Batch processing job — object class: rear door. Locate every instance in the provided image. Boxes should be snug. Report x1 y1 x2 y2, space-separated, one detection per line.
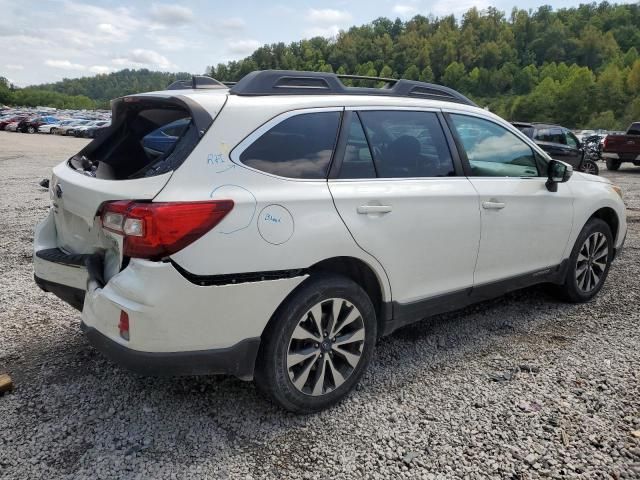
329 109 481 308
445 112 573 285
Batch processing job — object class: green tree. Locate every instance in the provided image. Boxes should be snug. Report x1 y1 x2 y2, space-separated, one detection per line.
596 64 627 116
403 65 420 80
0 77 12 105
442 62 466 91
587 111 620 130
628 60 640 95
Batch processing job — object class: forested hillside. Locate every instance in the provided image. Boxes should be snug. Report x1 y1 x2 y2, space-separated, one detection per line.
0 70 191 110
4 2 640 128
207 2 640 129
34 70 192 104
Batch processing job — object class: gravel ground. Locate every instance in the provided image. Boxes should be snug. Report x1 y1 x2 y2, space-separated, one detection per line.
0 130 639 479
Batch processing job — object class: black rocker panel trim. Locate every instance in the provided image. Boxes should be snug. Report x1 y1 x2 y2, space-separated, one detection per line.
381 261 568 336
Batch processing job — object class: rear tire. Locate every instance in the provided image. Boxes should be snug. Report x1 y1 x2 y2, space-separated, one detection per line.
254 273 377 413
27 126 35 134
606 159 621 171
557 218 613 303
579 159 599 175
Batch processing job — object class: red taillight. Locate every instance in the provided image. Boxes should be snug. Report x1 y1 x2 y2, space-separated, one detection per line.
119 310 130 341
603 136 609 149
100 200 234 260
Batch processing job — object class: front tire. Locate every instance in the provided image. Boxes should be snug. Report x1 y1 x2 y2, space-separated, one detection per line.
255 273 377 413
558 218 613 303
27 126 35 134
606 159 621 171
580 159 599 175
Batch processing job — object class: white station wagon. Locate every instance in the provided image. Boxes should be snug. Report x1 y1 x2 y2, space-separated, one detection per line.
34 70 627 412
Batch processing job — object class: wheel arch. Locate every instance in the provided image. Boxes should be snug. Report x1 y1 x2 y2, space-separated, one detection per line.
589 207 619 243
259 256 391 345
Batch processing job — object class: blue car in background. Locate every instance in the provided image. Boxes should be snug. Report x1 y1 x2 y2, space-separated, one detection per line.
142 118 191 157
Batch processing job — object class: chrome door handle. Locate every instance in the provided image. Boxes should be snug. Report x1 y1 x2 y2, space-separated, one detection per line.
357 205 393 214
482 201 505 210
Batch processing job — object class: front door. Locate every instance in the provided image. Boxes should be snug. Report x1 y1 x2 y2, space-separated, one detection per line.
446 113 574 286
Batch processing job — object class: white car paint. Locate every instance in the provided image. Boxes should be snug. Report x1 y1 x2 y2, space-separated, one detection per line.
33 82 627 375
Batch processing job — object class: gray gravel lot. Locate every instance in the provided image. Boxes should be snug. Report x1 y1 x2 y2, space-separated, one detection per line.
0 130 639 479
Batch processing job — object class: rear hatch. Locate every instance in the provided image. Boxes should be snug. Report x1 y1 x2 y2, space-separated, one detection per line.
49 92 225 279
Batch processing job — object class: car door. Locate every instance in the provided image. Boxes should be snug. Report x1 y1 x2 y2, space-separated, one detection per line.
329 109 481 314
445 112 574 286
535 127 581 168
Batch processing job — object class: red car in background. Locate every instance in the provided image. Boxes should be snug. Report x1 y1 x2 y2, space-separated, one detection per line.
0 116 27 130
17 115 59 133
602 122 640 170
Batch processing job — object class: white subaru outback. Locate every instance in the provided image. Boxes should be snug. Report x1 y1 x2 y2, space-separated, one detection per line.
34 70 627 413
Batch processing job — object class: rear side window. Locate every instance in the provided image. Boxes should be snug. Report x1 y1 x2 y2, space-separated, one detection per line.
240 111 341 179
357 111 454 178
535 127 565 144
628 123 640 135
514 125 534 138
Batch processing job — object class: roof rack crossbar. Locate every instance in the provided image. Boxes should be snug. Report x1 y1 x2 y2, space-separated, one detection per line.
336 74 398 85
167 75 228 90
228 70 476 106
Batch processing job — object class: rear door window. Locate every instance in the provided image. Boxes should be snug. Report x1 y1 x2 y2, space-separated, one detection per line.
356 110 454 178
338 114 377 179
239 111 341 179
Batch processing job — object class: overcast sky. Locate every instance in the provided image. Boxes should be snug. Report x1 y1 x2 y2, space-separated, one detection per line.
1 0 635 86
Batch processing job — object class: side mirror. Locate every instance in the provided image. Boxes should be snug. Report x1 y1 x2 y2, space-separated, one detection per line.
546 159 572 192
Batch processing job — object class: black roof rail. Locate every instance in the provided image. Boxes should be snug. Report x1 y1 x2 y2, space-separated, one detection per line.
167 75 227 90
228 70 477 106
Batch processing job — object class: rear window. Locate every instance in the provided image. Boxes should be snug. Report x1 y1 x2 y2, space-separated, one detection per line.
239 111 341 179
73 98 205 180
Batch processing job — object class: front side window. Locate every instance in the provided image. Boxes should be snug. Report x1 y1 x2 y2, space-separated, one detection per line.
240 111 341 179
357 111 454 178
565 130 579 148
449 114 540 177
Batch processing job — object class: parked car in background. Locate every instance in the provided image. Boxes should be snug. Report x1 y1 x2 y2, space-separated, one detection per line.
74 120 110 137
5 121 21 132
58 119 92 136
141 118 190 155
0 116 27 130
601 123 640 171
18 116 58 133
512 122 599 175
33 71 626 413
41 119 73 134
84 123 110 139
